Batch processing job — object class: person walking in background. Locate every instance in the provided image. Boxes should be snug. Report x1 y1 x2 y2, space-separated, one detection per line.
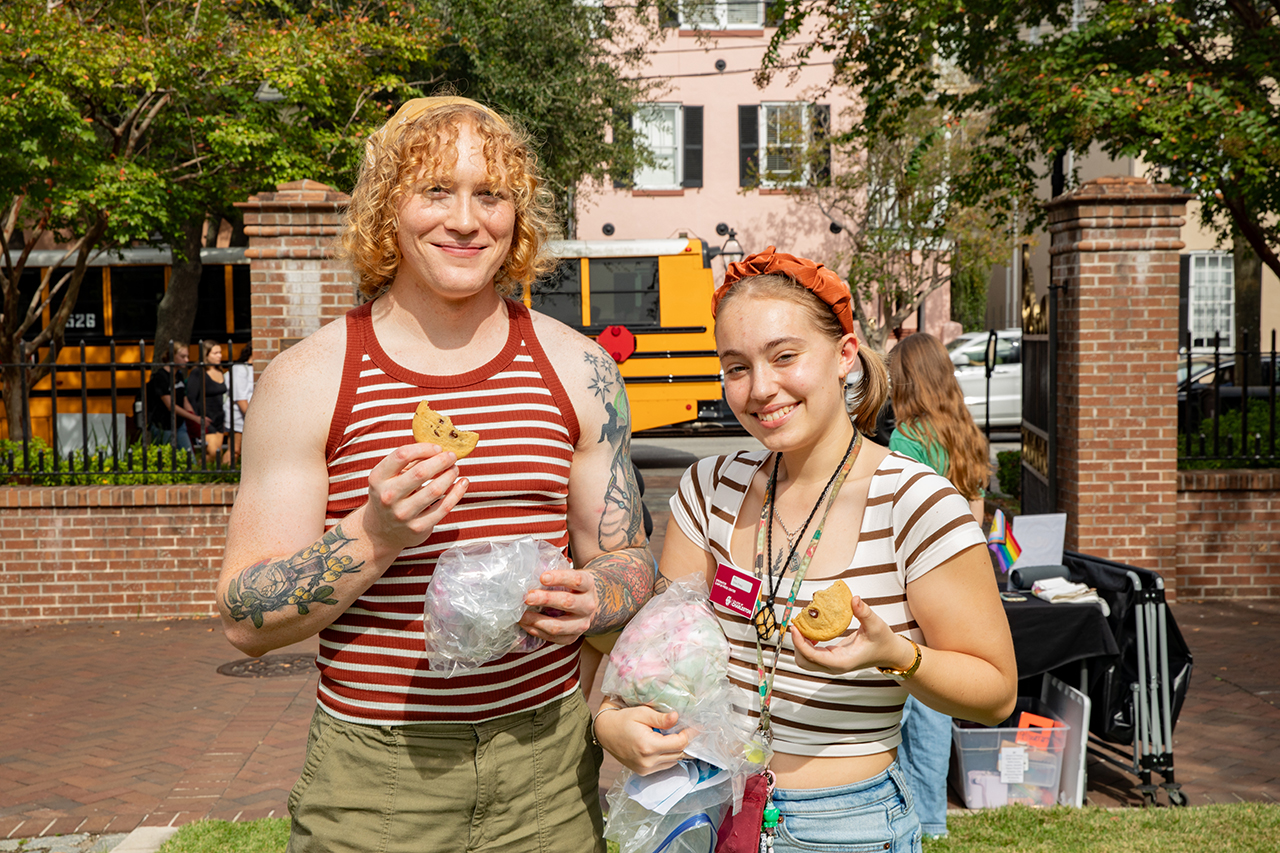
188 339 229 466
218 96 654 853
222 342 254 464
145 341 204 452
887 331 994 839
594 248 1016 853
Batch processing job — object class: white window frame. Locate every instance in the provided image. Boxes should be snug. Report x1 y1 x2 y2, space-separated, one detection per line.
680 0 763 30
1187 251 1234 351
632 103 683 190
759 102 810 188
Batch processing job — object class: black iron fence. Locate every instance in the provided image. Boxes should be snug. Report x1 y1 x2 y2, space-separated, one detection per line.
0 339 247 485
1179 330 1279 469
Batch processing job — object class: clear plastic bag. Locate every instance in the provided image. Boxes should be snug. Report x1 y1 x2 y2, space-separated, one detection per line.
422 536 561 675
601 574 771 853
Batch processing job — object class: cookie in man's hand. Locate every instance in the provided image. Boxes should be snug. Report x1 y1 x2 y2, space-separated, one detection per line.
793 580 854 642
412 400 480 459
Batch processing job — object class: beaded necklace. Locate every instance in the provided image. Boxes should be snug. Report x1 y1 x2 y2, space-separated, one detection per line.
751 430 862 739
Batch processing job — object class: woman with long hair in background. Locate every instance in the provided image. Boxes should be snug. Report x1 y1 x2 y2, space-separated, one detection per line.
887 331 993 839
189 339 229 466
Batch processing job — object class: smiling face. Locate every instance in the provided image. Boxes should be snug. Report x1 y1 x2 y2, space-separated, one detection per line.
393 122 516 304
716 295 858 451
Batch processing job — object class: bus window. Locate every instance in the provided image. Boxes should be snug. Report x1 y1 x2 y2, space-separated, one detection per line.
588 257 659 327
232 264 251 333
60 267 106 342
192 264 231 341
110 266 166 340
531 258 582 327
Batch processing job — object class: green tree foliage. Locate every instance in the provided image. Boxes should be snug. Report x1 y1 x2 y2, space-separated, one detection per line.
1 0 659 442
780 101 1012 349
424 0 659 227
0 0 443 440
762 0 1280 280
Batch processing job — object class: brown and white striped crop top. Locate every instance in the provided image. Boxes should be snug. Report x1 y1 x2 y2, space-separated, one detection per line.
668 449 985 757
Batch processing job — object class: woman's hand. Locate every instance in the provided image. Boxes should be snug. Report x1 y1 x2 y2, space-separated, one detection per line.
593 704 693 776
789 595 917 676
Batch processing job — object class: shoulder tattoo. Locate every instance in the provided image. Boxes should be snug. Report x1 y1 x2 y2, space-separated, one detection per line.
587 349 644 552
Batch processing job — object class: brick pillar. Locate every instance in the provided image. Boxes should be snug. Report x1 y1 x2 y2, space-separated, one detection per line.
1046 176 1192 592
235 180 357 370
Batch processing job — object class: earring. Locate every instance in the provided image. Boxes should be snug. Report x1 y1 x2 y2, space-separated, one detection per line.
844 366 864 413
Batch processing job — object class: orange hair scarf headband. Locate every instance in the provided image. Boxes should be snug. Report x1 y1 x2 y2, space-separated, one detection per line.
712 245 855 335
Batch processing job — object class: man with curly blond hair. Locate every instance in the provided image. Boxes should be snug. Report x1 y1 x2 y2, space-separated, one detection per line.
218 97 654 853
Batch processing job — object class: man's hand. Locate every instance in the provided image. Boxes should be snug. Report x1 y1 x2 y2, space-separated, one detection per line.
361 443 469 558
519 567 599 645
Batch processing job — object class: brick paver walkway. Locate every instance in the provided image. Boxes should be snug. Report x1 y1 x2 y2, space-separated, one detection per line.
2 469 1276 842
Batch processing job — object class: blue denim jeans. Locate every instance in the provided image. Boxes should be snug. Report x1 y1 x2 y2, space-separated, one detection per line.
150 424 193 452
770 762 921 853
896 695 952 838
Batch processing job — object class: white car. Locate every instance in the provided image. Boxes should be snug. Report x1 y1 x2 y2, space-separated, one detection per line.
948 330 1022 429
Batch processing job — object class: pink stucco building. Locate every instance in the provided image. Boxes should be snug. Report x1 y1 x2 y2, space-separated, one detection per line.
572 9 956 341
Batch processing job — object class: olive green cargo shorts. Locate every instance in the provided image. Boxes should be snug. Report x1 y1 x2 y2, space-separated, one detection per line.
286 690 605 853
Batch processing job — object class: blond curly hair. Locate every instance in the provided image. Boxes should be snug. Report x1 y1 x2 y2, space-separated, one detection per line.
338 99 560 300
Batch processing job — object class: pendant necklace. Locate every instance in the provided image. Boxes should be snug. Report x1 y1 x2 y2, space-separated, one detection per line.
752 430 860 643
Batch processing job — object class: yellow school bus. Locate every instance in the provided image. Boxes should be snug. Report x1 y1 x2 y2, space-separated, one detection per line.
523 238 730 433
4 239 732 448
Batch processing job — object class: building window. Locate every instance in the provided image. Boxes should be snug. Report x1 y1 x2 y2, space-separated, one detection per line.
739 103 829 188
1181 252 1234 350
624 104 703 190
634 105 681 189
680 0 763 29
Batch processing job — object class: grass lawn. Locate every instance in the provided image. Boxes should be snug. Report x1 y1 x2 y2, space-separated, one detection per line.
159 803 1280 852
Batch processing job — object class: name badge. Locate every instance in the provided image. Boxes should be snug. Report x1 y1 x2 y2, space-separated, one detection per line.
711 562 762 620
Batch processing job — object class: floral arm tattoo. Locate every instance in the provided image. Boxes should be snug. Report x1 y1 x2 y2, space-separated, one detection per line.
224 525 364 629
582 349 654 634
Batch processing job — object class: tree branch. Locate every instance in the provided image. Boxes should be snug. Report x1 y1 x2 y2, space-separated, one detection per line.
1219 191 1280 281
126 90 172 157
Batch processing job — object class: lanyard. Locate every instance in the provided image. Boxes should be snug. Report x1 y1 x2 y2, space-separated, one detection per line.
751 431 861 739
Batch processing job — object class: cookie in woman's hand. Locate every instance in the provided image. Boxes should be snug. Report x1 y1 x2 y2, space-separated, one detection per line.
793 580 854 642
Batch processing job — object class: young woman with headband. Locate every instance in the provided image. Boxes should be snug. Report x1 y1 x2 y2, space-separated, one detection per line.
593 247 1016 852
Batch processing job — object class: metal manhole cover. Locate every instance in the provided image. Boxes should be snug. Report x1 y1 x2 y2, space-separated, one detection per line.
217 653 316 678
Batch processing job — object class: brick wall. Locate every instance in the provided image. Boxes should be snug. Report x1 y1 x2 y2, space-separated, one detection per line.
0 485 235 623
1177 469 1280 599
1046 177 1192 591
236 179 357 368
2 472 1277 624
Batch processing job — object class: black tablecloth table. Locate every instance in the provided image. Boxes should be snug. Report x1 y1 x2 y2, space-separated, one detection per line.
995 565 1120 691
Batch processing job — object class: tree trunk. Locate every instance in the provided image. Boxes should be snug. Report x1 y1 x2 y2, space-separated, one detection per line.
154 220 205 354
1 362 27 444
1233 230 1262 381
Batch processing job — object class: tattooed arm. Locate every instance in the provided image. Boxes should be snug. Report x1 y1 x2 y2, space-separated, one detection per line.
219 324 467 657
520 326 655 644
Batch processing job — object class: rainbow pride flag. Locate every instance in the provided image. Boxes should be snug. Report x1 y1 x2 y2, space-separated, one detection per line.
987 509 1021 573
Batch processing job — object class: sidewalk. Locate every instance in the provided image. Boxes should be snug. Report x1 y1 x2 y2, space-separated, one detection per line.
2 469 1277 845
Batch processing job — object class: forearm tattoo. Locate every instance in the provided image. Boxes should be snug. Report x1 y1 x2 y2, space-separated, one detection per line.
224 525 364 629
587 549 655 634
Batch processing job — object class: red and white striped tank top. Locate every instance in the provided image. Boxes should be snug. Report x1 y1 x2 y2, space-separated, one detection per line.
318 299 582 725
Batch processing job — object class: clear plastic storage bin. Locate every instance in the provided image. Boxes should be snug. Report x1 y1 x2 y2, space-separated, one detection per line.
949 702 1070 808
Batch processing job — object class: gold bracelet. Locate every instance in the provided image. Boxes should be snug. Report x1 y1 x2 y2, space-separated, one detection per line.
876 637 922 680
590 705 622 746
